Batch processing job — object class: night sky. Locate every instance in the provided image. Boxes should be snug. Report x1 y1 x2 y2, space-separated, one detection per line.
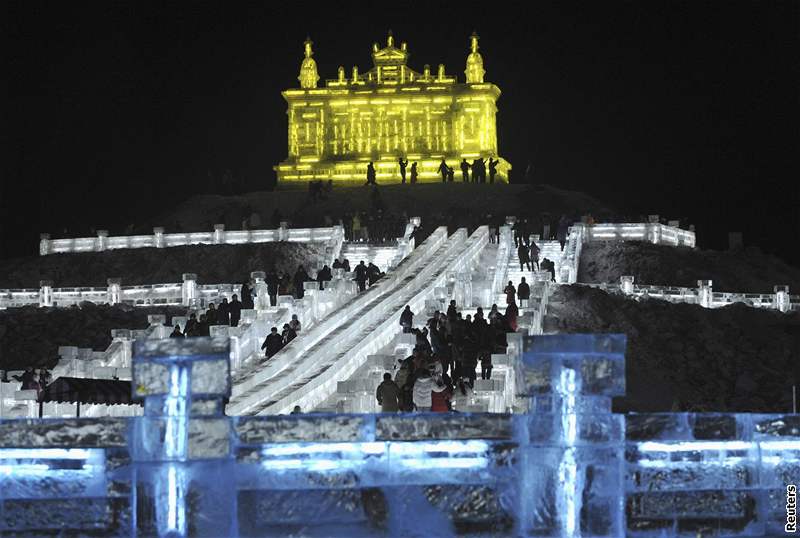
5 2 799 263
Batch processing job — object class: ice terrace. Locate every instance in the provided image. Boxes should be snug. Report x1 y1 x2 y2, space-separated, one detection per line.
0 335 798 536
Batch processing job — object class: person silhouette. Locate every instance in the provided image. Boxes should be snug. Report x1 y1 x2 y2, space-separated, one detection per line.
409 162 418 184
437 158 449 183
460 158 470 182
365 162 377 186
398 158 408 183
447 166 455 182
471 159 480 183
488 158 498 183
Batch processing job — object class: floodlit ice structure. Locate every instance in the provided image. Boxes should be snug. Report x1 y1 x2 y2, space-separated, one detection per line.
0 334 798 536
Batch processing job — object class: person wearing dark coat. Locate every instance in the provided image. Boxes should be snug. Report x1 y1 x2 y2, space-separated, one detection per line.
460 159 470 182
13 367 37 390
281 324 297 346
367 263 382 286
217 298 231 326
317 264 332 290
518 244 531 271
437 158 449 183
376 373 401 412
261 327 283 358
240 281 254 309
294 266 310 298
365 162 377 185
409 162 418 184
398 158 408 184
354 261 368 292
196 315 210 336
517 278 531 302
446 300 458 320
228 295 243 327
169 325 184 338
205 303 218 325
529 242 540 271
399 305 414 333
557 215 570 251
488 158 498 183
184 313 199 336
504 282 516 305
267 274 279 306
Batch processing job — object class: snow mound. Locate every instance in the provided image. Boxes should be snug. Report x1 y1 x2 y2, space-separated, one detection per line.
579 241 800 294
0 304 186 370
0 242 326 289
546 284 800 413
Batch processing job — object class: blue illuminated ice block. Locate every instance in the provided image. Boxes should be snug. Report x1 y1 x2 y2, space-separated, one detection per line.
1 333 799 537
517 333 627 537
130 336 237 538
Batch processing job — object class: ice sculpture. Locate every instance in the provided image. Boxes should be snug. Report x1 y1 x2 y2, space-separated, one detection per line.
1 334 798 536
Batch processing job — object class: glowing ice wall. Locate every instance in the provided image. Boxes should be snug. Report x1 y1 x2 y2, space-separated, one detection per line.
1 335 799 536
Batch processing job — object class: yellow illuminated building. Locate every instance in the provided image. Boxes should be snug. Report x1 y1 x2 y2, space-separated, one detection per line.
275 32 511 184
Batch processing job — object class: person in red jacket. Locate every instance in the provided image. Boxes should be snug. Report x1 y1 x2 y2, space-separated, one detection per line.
430 378 452 412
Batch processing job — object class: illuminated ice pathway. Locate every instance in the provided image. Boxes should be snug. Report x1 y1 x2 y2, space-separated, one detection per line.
1 334 798 536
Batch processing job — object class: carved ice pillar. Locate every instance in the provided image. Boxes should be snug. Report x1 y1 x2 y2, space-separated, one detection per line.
774 285 790 313
516 334 626 537
96 229 109 251
181 273 198 307
131 337 234 538
250 271 269 311
39 280 53 307
697 280 713 308
39 233 51 256
153 227 165 248
107 278 122 305
620 276 634 295
213 224 225 244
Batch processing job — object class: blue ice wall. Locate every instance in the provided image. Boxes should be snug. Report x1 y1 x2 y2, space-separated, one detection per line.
0 335 797 537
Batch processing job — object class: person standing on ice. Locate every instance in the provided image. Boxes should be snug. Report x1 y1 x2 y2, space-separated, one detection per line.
557 215 570 251
517 277 530 304
398 157 408 183
354 261 368 292
261 327 283 358
376 372 401 412
504 281 516 305
365 162 377 186
437 158 449 183
517 243 531 271
409 162 418 184
460 158 470 182
529 241 540 271
228 294 242 327
400 305 414 333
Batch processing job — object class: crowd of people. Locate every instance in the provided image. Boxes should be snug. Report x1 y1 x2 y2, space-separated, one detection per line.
2 367 52 396
365 157 501 185
375 299 517 413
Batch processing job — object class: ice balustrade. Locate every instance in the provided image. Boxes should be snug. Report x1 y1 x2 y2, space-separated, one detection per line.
1 334 796 536
582 222 695 247
39 223 344 255
583 277 800 313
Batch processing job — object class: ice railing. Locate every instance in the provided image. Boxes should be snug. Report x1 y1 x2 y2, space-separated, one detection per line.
581 222 696 247
38 223 343 255
582 278 800 313
227 227 452 415
1 335 797 536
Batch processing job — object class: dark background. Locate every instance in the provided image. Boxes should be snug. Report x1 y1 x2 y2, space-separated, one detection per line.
4 1 799 263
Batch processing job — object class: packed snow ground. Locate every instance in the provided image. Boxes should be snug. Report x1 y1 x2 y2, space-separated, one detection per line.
579 241 800 293
0 242 325 288
546 285 800 413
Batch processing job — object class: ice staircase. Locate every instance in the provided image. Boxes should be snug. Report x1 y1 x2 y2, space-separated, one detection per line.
338 242 400 272
226 226 489 416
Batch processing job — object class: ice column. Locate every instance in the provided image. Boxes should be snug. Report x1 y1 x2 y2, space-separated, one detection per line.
107 278 121 305
181 273 198 307
250 271 269 311
39 280 53 307
39 233 51 255
774 285 790 313
620 275 634 295
697 279 713 308
213 224 225 244
96 230 108 251
278 221 289 241
153 227 165 248
131 337 235 538
517 334 626 537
